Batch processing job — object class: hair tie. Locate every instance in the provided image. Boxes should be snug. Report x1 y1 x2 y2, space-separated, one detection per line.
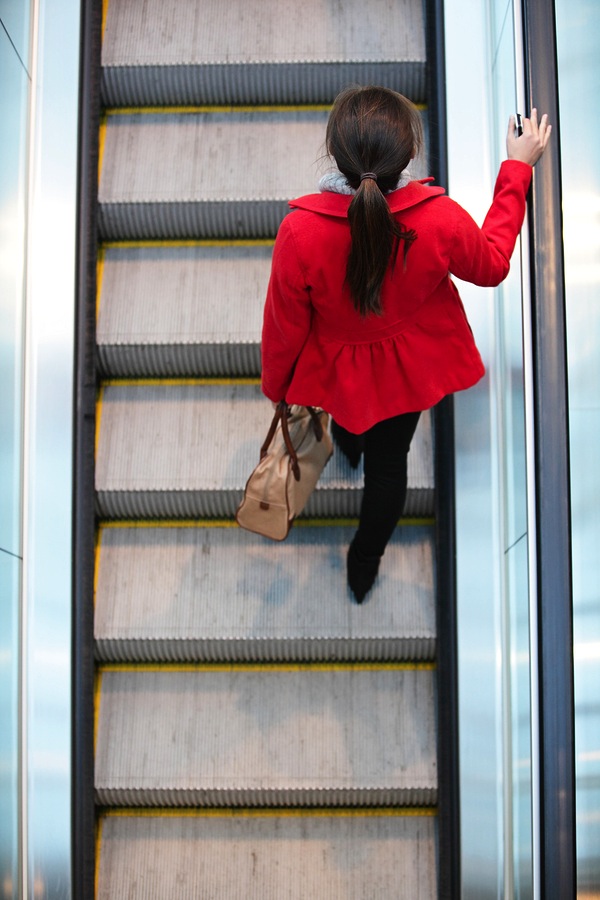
360 172 378 182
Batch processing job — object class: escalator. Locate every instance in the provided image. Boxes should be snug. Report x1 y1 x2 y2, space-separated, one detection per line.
90 0 452 895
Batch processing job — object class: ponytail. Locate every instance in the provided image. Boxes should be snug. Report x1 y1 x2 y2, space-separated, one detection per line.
347 177 416 317
326 86 423 317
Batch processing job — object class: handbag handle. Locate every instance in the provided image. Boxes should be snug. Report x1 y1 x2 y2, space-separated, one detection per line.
260 402 324 482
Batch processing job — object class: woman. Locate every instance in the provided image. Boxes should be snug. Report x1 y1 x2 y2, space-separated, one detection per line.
261 86 551 603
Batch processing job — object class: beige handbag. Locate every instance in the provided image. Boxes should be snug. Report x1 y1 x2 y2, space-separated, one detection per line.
236 402 333 541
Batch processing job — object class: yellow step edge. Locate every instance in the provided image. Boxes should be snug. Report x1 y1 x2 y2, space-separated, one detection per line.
101 0 109 40
97 517 435 529
105 104 333 116
101 238 275 249
96 246 105 323
101 377 260 387
93 529 102 611
99 806 437 819
98 661 436 673
94 670 103 758
103 103 427 116
95 814 103 900
98 113 107 188
100 518 243 530
95 385 105 462
300 516 434 527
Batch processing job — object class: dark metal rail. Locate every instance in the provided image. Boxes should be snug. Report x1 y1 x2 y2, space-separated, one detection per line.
72 1 101 896
425 1 462 897
522 0 577 896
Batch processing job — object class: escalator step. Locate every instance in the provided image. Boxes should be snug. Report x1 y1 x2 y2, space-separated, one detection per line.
95 666 437 807
98 109 428 240
97 243 269 377
97 811 437 899
98 109 327 240
94 523 436 662
95 383 434 519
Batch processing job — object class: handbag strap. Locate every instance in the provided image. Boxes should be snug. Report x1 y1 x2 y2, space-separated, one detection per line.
260 402 286 459
260 402 324 483
306 406 325 442
279 406 301 481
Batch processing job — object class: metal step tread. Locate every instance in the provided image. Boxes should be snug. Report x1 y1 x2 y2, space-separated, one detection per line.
95 383 434 518
98 110 326 239
95 666 437 806
98 110 428 239
99 111 328 205
97 244 268 376
101 0 426 106
97 811 437 899
94 523 436 662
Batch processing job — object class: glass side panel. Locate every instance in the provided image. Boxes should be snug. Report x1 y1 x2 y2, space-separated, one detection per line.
0 0 31 65
22 0 81 894
446 0 534 895
555 0 600 894
491 6 533 896
0 6 28 563
0 7 30 899
0 555 21 900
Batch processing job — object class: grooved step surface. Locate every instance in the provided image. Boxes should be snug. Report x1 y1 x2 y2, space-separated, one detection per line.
95 668 437 807
101 0 425 105
97 244 269 377
95 384 434 519
97 812 437 899
94 524 436 662
98 110 326 239
98 111 429 239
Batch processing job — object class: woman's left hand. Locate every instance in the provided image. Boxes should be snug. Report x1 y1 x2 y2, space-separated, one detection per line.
506 108 552 166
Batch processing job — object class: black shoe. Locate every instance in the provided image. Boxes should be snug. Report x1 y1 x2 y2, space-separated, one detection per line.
331 419 364 469
347 539 381 604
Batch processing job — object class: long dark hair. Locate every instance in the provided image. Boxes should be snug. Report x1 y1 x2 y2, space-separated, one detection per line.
326 86 423 316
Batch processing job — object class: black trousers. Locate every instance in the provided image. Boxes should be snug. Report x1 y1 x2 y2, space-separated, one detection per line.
339 411 421 559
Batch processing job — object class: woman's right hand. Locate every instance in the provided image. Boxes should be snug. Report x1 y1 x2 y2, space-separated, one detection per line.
506 108 552 166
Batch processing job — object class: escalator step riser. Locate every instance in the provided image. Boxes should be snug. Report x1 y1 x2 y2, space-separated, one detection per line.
97 786 438 807
99 200 291 242
101 63 427 108
95 636 437 664
96 486 434 520
98 344 261 379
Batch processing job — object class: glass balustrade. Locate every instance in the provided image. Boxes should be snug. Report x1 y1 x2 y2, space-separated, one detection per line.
555 0 600 893
445 0 535 895
0 0 80 895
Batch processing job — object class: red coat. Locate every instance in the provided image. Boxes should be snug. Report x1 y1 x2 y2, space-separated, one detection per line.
261 160 532 433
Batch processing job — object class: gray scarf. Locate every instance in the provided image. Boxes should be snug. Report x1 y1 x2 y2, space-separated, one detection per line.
318 169 413 195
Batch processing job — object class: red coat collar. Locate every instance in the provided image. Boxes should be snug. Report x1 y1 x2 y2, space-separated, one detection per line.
289 178 446 217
